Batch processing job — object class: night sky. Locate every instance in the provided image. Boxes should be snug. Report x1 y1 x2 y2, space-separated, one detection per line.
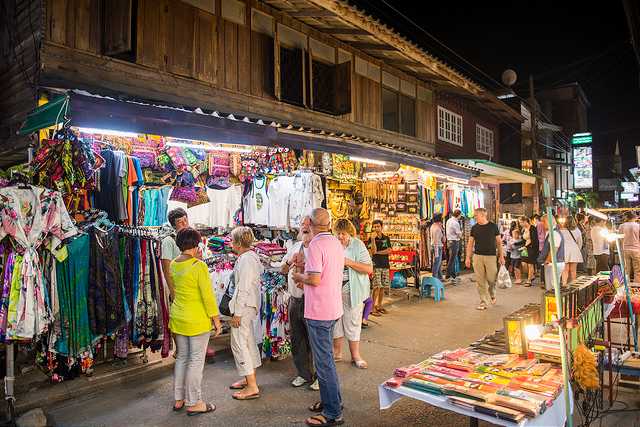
352 0 640 173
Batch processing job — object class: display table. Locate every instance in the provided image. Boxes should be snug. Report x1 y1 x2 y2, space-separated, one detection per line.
378 383 573 427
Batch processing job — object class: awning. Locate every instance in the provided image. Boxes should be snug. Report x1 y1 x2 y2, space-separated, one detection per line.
66 91 479 181
18 95 69 135
450 159 538 185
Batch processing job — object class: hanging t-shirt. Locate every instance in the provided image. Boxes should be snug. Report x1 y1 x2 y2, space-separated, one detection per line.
268 176 293 229
289 173 325 228
209 185 243 228
244 175 270 225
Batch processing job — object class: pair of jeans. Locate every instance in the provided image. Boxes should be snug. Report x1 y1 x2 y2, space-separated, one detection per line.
446 240 460 278
305 319 342 420
289 297 314 382
174 332 210 406
362 297 374 321
432 246 443 279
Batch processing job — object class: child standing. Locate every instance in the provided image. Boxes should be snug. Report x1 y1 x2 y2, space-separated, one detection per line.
508 228 524 284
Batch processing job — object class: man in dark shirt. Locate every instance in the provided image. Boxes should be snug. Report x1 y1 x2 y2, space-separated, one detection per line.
465 208 505 310
369 219 392 316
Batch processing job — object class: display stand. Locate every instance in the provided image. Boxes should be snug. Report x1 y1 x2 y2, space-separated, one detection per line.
379 383 573 427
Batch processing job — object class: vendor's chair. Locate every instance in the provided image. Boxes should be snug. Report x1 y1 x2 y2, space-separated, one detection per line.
420 276 445 302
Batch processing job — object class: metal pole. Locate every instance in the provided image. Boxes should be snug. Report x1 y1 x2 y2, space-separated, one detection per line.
543 179 573 427
614 237 638 351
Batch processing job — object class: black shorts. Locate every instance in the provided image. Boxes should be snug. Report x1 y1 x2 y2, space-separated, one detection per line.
511 258 522 269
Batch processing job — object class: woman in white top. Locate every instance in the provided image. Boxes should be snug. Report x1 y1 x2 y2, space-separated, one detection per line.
560 216 583 286
228 226 264 400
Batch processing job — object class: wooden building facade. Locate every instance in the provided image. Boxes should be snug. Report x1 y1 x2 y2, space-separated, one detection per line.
0 0 520 168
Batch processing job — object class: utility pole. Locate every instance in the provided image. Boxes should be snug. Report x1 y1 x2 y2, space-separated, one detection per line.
529 75 541 212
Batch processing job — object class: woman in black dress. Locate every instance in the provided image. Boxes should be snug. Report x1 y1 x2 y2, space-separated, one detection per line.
518 216 539 287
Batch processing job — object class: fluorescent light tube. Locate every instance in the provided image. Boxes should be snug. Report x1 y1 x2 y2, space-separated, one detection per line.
76 127 140 138
349 156 386 166
166 141 251 153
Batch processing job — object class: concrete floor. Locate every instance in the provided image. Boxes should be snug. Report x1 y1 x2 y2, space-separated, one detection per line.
45 278 640 426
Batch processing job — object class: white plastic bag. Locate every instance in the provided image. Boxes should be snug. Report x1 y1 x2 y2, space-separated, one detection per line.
497 265 512 289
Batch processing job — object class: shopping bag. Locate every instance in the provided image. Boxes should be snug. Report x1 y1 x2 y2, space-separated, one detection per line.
497 265 512 289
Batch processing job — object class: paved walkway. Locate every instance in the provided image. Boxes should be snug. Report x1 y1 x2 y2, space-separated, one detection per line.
46 277 552 426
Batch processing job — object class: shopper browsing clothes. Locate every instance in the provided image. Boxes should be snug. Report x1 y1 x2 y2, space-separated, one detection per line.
369 219 392 316
333 219 373 370
169 228 222 416
292 208 345 427
465 208 505 310
429 214 446 280
281 217 319 390
445 210 463 282
560 216 583 286
228 226 264 400
162 208 190 299
360 222 374 329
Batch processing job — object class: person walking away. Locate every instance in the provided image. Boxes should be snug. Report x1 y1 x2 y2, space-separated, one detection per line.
369 220 391 316
580 214 596 274
429 214 446 280
465 208 505 310
619 212 640 282
332 219 373 370
538 215 565 291
292 208 345 427
281 217 319 390
228 227 264 400
560 216 583 286
591 218 610 273
169 228 222 416
575 213 590 273
445 210 462 282
518 216 539 287
507 228 524 284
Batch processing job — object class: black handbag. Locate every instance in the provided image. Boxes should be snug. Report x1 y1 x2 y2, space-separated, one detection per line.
219 291 232 316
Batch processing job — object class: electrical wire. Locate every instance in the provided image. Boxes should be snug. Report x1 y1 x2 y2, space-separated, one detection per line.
371 0 577 151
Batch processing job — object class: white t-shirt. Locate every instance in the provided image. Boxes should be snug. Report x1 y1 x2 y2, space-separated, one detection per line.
161 235 181 261
445 217 462 241
283 241 305 299
244 176 270 225
210 185 242 228
268 176 293 229
289 173 324 228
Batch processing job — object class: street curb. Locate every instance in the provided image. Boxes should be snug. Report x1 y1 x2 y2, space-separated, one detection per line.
5 346 234 417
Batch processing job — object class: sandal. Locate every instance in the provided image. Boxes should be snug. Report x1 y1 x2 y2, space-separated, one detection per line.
491 298 497 305
361 322 369 329
476 304 488 310
309 401 345 413
371 311 382 317
232 391 261 400
379 308 388 314
352 359 368 369
523 282 532 287
172 401 185 412
334 357 343 362
186 402 216 416
306 415 345 426
229 380 247 390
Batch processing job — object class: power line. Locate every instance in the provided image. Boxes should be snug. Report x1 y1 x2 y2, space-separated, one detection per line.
373 1 575 150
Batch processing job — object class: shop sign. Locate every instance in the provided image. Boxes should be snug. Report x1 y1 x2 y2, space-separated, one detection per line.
621 182 639 194
573 145 592 189
571 132 592 145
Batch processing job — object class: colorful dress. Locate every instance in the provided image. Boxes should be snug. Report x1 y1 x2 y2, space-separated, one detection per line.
0 186 77 340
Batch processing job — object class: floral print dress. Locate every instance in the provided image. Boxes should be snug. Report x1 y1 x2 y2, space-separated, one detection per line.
0 186 77 340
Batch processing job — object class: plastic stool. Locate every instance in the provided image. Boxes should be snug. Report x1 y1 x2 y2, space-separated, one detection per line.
420 276 445 302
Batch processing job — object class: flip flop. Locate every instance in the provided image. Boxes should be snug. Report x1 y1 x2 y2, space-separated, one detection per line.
476 305 488 310
172 401 185 412
371 311 382 317
232 391 261 400
229 381 247 390
352 360 368 369
186 402 216 416
305 415 345 426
